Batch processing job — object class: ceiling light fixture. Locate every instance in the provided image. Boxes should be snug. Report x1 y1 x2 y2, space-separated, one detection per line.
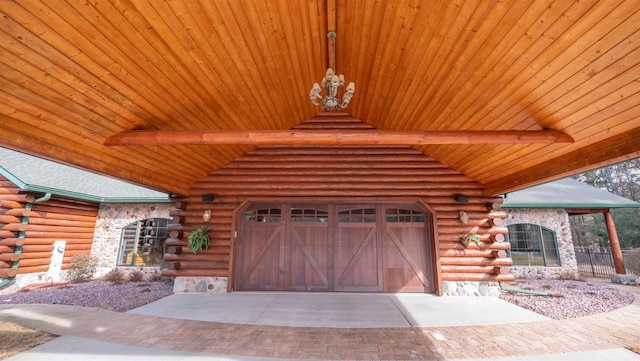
309 31 355 111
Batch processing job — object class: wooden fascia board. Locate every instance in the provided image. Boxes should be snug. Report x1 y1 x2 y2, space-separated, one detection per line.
567 208 610 215
482 129 640 196
105 129 574 146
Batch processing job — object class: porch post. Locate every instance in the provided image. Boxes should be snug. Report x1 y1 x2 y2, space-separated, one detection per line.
604 210 626 274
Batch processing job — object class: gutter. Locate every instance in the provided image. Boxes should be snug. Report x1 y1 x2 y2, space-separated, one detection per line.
0 193 51 288
21 184 171 204
500 282 548 296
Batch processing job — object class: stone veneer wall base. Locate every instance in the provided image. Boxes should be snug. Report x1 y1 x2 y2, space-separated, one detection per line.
442 281 500 297
173 276 228 293
611 273 637 285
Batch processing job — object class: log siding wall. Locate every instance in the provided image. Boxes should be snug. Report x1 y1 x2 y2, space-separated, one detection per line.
0 176 30 278
0 175 99 277
24 198 99 274
165 119 514 290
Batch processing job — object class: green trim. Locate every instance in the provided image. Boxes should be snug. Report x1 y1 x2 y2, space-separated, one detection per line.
0 166 27 189
502 202 640 209
0 164 170 204
18 184 170 203
0 198 35 288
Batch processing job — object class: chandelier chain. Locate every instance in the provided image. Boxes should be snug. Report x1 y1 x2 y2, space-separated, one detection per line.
309 31 355 111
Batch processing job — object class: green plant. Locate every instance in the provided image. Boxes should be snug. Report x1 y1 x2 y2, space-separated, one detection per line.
460 233 481 249
67 254 98 283
188 226 210 254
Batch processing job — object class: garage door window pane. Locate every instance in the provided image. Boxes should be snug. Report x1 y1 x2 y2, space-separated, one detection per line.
339 208 376 222
291 208 328 222
386 209 424 222
244 208 282 222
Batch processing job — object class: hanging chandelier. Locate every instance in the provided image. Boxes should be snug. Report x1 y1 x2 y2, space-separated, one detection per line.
309 31 355 111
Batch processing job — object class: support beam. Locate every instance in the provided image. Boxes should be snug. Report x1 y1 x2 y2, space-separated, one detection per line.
604 210 626 275
483 128 640 196
105 129 574 146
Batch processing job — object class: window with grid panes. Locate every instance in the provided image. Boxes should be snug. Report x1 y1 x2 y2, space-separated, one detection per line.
243 208 282 222
385 208 425 223
338 208 376 222
117 218 170 267
507 223 560 266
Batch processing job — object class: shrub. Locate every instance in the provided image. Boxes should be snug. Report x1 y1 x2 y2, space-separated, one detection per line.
103 268 127 285
146 269 162 282
146 269 174 285
128 269 145 282
67 254 98 283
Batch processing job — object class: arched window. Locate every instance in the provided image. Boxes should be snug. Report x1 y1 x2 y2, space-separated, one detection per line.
338 208 376 223
507 223 560 267
116 218 170 267
385 208 425 223
243 208 282 223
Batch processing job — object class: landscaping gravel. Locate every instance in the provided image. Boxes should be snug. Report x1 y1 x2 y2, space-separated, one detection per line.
0 278 635 320
500 278 635 319
0 280 173 312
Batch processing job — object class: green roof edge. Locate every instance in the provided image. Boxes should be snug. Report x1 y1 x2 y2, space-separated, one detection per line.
22 184 171 204
501 202 640 209
0 166 27 189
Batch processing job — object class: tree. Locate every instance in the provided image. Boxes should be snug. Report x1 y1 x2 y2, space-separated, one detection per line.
574 158 640 201
570 158 640 249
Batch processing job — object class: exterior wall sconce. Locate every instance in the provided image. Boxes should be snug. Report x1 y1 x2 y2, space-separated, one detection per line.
202 210 212 222
459 211 469 224
454 194 469 203
201 194 215 202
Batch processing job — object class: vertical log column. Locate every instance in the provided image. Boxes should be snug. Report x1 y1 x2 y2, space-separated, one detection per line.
164 199 187 273
604 210 626 274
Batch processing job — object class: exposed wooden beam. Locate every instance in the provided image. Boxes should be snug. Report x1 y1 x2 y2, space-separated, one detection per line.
105 129 574 146
567 208 609 215
482 127 640 196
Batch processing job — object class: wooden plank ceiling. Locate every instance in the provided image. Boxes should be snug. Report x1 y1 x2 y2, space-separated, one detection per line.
0 0 638 196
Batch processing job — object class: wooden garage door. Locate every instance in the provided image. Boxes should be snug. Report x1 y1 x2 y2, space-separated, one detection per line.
236 203 433 293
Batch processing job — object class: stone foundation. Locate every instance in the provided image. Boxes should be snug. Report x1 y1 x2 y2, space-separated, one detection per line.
611 273 637 286
442 281 500 297
173 276 228 293
508 266 580 280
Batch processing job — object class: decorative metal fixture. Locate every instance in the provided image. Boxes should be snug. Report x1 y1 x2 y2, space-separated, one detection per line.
309 31 355 111
202 210 212 222
458 211 469 224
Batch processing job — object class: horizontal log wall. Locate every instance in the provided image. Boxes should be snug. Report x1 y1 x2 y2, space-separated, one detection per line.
21 198 98 274
165 119 513 286
0 177 100 278
0 176 29 277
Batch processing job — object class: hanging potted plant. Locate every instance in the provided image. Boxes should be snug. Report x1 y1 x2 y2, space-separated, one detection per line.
188 226 210 254
460 233 481 249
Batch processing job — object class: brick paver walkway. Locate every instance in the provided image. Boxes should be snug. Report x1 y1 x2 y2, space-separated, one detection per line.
1 284 639 360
